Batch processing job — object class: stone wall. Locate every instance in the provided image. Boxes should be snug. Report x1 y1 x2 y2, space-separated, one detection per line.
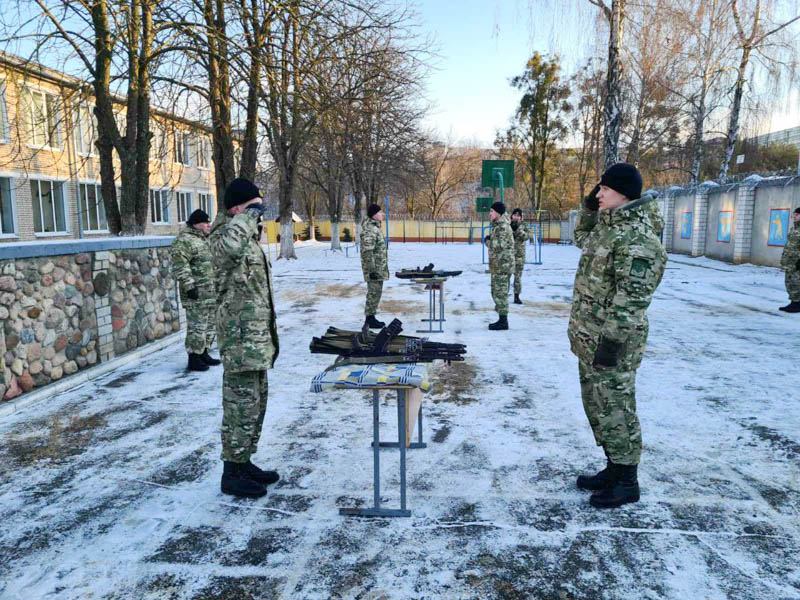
0 238 180 401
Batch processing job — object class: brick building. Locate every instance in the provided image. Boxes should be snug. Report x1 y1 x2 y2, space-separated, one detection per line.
0 52 218 243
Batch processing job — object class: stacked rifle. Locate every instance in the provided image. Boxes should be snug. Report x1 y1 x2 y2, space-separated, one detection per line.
395 263 462 279
310 319 467 365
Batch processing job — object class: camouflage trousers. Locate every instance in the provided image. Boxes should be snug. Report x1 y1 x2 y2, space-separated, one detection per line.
578 360 642 465
365 280 384 316
184 298 216 354
513 263 524 295
491 272 511 315
786 269 800 302
221 369 268 463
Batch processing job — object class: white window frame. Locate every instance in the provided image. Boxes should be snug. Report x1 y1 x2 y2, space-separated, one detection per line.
197 136 211 169
31 178 69 235
149 121 167 162
0 79 9 143
174 131 192 166
0 174 18 237
73 102 97 156
22 86 63 150
176 190 193 223
77 181 108 233
149 188 171 225
197 191 214 218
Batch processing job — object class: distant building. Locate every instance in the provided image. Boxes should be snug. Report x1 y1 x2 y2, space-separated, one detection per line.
751 125 800 150
0 52 218 243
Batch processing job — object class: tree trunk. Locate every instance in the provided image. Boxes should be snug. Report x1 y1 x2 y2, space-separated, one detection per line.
690 85 707 185
604 0 624 168
278 174 297 259
719 48 751 183
330 221 341 250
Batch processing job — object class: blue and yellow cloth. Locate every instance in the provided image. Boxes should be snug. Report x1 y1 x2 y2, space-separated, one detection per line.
310 363 431 392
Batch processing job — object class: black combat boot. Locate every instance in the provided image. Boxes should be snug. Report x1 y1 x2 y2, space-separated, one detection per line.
589 463 640 508
513 293 522 304
187 353 209 372
488 315 508 330
577 459 617 491
779 301 800 313
365 315 385 329
221 461 267 498
200 349 222 366
243 461 280 485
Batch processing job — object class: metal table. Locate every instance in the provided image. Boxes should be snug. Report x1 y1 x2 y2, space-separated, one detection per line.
414 277 447 334
338 386 426 518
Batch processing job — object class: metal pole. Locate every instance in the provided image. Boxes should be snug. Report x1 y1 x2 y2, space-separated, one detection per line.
372 389 380 510
398 389 407 511
384 195 389 247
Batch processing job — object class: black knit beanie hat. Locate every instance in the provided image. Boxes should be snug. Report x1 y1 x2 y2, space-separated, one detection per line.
794 207 800 214
511 208 523 217
367 203 382 218
491 202 506 215
600 163 643 201
186 209 211 226
224 178 261 209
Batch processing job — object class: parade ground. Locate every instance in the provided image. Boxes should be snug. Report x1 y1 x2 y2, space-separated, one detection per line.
1 242 798 600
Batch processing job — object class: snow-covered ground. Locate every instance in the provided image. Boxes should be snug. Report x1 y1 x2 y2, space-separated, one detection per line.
1 242 798 600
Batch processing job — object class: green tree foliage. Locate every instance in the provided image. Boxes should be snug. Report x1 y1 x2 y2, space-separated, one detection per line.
495 53 571 213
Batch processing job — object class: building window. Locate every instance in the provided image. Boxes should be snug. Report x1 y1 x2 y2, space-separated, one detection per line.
150 121 166 161
78 183 108 232
23 88 63 149
198 137 211 169
0 80 9 141
176 191 193 222
149 188 171 224
174 131 191 166
74 103 97 155
31 179 67 233
0 178 15 235
198 192 214 217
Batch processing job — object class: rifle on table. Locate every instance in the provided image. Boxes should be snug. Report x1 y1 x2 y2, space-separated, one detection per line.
310 318 467 365
395 263 462 279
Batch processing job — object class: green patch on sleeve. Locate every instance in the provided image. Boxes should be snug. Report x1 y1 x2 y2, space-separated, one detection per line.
630 257 651 278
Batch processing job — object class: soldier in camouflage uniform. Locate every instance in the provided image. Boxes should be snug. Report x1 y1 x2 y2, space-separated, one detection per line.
779 207 800 313
209 178 280 499
170 209 221 372
360 203 389 329
511 208 532 304
568 163 667 509
486 202 514 330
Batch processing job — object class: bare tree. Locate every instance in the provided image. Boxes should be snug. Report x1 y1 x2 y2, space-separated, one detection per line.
718 0 800 182
418 137 477 219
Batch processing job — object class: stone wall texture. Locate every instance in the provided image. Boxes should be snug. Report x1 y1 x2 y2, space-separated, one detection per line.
1 242 180 401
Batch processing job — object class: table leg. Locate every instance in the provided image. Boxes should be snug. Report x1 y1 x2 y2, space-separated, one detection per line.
398 388 407 512
372 388 380 510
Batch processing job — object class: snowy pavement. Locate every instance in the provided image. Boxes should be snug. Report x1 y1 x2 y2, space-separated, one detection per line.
1 242 798 600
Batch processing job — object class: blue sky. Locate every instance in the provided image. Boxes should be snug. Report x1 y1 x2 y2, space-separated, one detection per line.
412 0 799 146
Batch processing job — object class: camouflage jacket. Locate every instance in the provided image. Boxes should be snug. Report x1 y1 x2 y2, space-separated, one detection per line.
780 224 800 272
488 213 515 275
170 226 215 302
360 217 389 281
568 194 667 369
647 201 665 238
209 210 279 372
512 221 532 266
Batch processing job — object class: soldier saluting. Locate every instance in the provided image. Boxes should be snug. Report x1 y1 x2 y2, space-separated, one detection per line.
360 203 389 329
779 207 800 313
568 163 666 509
209 178 280 499
170 209 222 371
485 201 514 330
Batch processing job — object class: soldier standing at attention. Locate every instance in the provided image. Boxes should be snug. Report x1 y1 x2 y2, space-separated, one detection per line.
170 209 221 372
779 207 800 313
360 203 389 329
568 163 666 509
511 208 532 305
209 178 280 498
486 201 514 330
